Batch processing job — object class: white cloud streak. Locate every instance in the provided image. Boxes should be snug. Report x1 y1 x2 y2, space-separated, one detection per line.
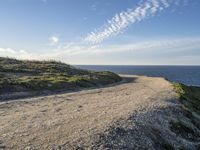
1 38 200 61
84 0 171 44
0 47 40 59
49 36 59 45
92 38 200 54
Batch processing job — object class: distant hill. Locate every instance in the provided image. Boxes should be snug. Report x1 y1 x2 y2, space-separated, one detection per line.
0 57 121 99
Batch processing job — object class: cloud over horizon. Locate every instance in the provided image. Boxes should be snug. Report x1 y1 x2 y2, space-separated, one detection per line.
1 37 199 65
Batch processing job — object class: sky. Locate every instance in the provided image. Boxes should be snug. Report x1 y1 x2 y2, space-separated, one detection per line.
0 0 200 65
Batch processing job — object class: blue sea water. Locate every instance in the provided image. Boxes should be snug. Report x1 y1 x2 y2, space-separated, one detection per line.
76 65 200 87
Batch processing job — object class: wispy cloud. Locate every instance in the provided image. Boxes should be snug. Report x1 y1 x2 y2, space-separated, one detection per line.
1 38 200 61
49 36 59 45
0 47 39 59
91 2 99 11
84 0 172 44
91 38 200 54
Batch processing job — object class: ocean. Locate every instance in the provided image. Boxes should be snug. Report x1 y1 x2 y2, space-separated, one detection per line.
76 65 200 87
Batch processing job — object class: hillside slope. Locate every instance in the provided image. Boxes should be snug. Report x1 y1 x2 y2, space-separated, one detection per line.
0 57 121 100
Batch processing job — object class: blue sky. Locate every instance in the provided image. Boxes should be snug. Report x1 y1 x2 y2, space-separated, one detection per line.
0 0 200 65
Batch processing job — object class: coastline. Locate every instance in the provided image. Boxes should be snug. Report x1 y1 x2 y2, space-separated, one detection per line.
77 65 200 87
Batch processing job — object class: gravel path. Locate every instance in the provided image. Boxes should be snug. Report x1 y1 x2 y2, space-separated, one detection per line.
0 75 199 149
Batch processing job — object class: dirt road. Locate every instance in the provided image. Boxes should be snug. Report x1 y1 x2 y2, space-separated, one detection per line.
1 75 198 149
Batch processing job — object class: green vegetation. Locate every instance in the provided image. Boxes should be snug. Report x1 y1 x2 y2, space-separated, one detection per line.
149 128 174 150
171 83 200 146
170 119 200 142
174 83 200 114
0 57 122 94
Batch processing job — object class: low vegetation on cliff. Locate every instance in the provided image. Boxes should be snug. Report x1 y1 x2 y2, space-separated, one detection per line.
174 83 200 115
0 57 121 96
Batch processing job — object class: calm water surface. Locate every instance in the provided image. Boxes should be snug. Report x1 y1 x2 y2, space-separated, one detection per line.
76 65 200 87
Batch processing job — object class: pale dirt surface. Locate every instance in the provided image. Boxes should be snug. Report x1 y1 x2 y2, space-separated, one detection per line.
0 75 198 149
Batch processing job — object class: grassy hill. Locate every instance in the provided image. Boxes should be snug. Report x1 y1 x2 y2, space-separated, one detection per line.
0 57 121 97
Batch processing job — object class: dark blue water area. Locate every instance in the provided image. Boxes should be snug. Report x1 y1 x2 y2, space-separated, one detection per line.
76 65 200 87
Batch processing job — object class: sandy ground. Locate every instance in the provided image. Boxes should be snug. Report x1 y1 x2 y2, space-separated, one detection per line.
0 75 198 149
